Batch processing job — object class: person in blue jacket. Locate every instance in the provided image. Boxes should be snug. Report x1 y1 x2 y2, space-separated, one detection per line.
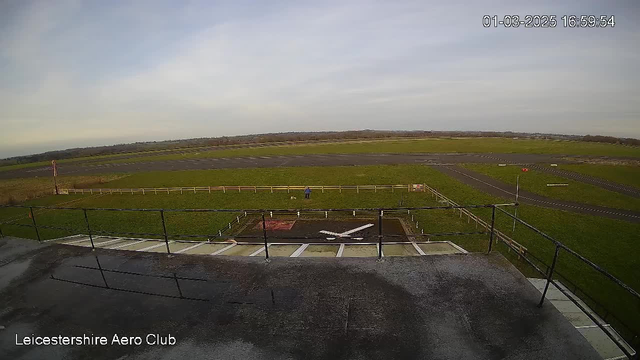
304 186 311 199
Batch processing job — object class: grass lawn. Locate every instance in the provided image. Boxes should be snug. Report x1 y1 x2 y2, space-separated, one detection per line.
461 164 640 212
0 175 125 205
561 164 640 189
1 164 638 339
79 137 640 166
3 137 639 172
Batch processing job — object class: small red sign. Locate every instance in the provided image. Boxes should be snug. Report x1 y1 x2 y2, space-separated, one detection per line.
521 168 529 172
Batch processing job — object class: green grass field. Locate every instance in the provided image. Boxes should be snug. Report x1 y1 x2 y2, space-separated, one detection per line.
1 164 638 339
93 137 640 165
4 137 638 173
0 175 125 205
461 164 640 211
561 164 640 189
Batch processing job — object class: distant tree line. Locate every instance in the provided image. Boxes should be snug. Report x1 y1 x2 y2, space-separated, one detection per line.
1 130 637 166
581 135 640 146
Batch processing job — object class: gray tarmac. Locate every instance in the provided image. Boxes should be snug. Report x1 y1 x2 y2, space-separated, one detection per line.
0 236 600 360
0 153 572 179
432 165 640 223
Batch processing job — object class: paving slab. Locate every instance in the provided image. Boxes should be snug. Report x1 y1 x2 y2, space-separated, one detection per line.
267 244 300 257
218 244 263 256
181 242 231 255
342 244 379 257
418 242 462 255
382 244 419 256
300 244 339 257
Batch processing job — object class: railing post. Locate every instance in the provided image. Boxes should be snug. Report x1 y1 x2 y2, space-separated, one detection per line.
488 206 496 253
262 213 269 259
83 209 95 250
378 209 383 259
538 245 561 307
29 207 41 242
160 210 171 255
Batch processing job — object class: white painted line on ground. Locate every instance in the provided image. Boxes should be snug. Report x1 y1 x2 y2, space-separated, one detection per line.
110 240 147 249
575 324 611 329
249 244 271 257
447 241 469 254
337 244 345 257
211 243 236 255
45 234 85 243
63 236 95 245
412 242 426 256
92 239 126 247
175 242 206 254
290 244 309 257
138 241 173 252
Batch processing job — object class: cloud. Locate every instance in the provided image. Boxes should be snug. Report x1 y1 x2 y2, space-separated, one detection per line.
0 0 638 157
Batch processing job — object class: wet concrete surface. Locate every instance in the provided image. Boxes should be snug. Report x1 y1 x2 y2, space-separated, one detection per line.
0 236 600 360
0 153 573 179
433 164 640 223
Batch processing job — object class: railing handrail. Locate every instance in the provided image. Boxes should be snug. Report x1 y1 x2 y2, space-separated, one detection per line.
494 205 640 301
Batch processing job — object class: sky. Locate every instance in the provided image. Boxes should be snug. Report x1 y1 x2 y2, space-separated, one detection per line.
0 0 639 158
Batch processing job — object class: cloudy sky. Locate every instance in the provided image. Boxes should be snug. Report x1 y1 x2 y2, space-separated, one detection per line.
1 0 638 157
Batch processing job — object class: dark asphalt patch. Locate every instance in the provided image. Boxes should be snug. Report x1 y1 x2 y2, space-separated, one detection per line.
236 218 408 243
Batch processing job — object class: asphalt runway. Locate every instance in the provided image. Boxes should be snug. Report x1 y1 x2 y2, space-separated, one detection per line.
0 152 572 179
432 165 640 223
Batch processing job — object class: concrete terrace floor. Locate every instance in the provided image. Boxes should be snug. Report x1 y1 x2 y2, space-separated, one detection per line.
0 237 600 360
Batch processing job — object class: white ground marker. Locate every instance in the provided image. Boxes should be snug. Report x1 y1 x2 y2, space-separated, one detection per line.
336 244 345 257
138 241 174 252
447 241 469 254
64 236 97 245
249 244 271 257
210 243 237 256
92 238 127 247
412 242 426 256
175 242 206 254
110 240 147 249
290 244 309 257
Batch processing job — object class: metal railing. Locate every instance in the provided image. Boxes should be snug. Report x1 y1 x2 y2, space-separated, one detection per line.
423 184 528 257
0 203 511 257
60 184 427 195
494 206 639 359
1 201 637 358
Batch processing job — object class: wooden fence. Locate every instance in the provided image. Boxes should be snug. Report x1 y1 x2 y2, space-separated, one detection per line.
61 184 427 195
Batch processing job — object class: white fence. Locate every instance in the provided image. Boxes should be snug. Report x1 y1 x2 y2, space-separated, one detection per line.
61 184 427 195
423 184 528 257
